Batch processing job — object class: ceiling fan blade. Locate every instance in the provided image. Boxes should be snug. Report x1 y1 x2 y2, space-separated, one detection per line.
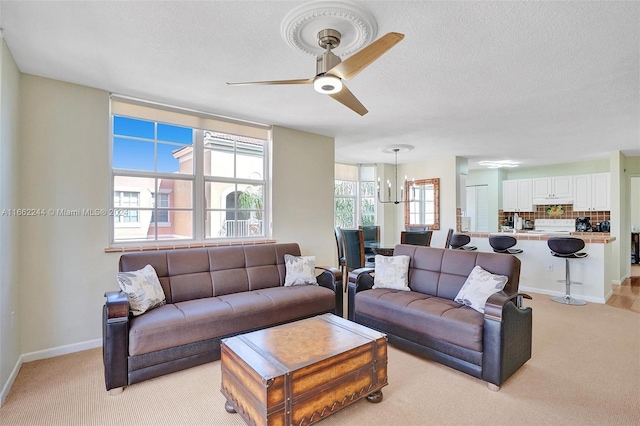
329 84 368 116
227 78 314 86
327 32 405 81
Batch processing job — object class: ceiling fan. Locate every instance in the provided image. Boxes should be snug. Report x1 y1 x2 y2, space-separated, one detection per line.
227 29 404 116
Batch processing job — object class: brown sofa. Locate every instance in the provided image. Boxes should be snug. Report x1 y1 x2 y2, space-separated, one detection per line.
103 243 342 394
348 244 532 390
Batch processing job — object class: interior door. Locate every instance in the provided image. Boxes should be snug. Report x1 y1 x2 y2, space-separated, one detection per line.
466 185 489 232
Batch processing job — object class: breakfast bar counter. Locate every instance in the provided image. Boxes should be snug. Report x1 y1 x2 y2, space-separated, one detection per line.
465 231 614 244
462 231 616 303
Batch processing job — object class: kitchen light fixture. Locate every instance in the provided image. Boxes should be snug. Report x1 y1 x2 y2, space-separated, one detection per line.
378 145 415 205
478 160 520 169
313 75 343 94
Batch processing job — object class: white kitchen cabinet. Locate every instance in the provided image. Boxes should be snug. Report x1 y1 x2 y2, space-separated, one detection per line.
591 172 610 211
503 179 533 212
532 176 573 204
573 173 610 211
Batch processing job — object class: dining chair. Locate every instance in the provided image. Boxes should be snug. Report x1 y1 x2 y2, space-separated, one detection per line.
333 227 347 277
341 229 375 272
401 231 432 246
444 228 454 249
359 225 380 263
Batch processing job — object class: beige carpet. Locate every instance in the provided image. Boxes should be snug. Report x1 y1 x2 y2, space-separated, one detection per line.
1 296 639 426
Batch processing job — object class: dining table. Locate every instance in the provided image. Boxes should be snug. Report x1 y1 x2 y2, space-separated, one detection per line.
369 243 395 257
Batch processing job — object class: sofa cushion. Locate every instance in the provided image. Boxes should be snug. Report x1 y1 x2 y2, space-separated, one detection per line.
373 255 410 291
355 288 484 352
117 265 166 316
284 254 318 286
128 286 335 356
454 265 508 313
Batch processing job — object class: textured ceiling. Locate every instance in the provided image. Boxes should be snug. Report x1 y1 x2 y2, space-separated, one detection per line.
1 1 638 168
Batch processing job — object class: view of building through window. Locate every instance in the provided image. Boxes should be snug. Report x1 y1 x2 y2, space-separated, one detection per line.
111 110 267 243
334 163 376 228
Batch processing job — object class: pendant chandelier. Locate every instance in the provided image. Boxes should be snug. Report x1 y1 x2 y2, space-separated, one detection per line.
377 145 415 205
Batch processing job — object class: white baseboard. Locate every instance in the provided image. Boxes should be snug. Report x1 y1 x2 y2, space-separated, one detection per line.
519 286 606 304
21 338 102 363
1 338 102 406
1 353 24 406
604 289 613 302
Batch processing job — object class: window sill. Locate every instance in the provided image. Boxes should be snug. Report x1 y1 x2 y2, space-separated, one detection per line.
104 239 276 253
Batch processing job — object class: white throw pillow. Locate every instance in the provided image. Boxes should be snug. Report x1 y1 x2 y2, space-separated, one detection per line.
116 264 166 316
373 255 411 291
284 254 318 286
454 265 508 313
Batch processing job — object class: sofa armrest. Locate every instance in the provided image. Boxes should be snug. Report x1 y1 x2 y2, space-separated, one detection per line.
484 291 532 322
103 291 130 392
482 292 533 388
347 268 375 321
316 266 343 318
105 290 130 322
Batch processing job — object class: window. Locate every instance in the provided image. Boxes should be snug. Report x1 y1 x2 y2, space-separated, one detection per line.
110 97 270 245
151 193 170 224
334 163 377 228
359 165 376 225
114 191 139 223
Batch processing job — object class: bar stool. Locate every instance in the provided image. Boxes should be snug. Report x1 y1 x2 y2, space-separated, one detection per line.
548 237 587 305
489 235 523 254
449 233 477 251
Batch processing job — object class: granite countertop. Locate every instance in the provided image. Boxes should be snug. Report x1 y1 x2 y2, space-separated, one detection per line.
465 231 615 244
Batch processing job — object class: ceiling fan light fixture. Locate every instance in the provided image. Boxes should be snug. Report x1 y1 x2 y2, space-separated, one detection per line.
314 76 342 94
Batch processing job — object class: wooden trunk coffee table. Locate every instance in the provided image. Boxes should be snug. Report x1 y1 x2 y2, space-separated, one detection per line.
220 314 388 426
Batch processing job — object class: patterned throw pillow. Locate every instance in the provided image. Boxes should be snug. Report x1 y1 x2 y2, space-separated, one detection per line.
454 265 508 313
373 255 411 291
284 254 318 286
116 264 166 316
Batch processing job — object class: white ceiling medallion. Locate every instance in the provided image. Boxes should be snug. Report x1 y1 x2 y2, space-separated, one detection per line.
382 144 414 154
280 1 378 57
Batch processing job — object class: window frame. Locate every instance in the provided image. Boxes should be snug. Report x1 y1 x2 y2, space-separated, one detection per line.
334 163 377 228
109 97 271 247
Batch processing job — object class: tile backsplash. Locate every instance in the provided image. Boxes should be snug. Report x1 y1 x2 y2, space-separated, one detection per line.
498 205 610 228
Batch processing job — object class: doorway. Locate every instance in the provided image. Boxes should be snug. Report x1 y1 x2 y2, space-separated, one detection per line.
466 185 489 232
631 176 640 267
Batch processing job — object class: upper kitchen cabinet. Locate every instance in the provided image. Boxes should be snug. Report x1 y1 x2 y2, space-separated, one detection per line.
573 172 610 211
532 176 573 204
503 179 533 212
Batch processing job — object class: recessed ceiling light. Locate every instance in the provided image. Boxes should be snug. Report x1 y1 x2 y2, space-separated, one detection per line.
478 160 520 169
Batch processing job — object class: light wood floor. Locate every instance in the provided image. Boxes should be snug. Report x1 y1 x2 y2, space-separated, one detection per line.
606 264 640 314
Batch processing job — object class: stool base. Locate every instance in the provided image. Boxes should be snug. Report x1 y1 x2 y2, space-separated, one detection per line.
551 295 586 306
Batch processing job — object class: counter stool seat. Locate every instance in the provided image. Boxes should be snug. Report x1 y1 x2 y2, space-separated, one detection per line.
449 234 477 251
548 237 587 305
489 235 523 254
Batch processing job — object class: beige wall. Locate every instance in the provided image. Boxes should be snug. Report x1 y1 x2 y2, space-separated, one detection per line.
271 126 335 266
397 156 460 248
18 75 116 356
0 38 22 403
1 75 337 402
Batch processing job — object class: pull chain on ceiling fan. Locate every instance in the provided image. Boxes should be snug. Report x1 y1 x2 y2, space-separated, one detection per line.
227 30 404 116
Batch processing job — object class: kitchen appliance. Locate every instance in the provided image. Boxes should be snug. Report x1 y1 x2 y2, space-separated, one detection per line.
524 220 533 230
575 217 592 232
600 220 611 232
528 219 574 235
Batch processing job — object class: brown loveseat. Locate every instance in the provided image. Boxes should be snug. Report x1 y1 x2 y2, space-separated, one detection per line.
348 244 531 390
103 243 342 394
